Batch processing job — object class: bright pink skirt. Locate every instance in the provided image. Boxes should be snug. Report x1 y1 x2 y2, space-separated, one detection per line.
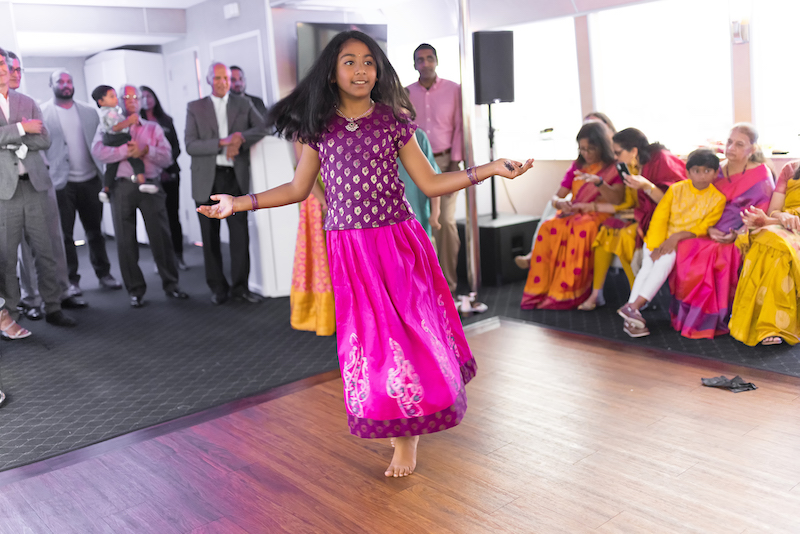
327 219 476 439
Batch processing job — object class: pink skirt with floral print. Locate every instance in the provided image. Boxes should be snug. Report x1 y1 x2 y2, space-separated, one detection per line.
327 218 477 439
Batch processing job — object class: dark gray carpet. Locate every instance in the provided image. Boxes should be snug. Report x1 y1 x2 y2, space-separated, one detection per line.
461 269 800 378
0 239 338 472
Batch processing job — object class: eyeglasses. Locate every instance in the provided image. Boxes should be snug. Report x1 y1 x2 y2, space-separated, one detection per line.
9 67 23 74
578 145 598 154
122 94 139 100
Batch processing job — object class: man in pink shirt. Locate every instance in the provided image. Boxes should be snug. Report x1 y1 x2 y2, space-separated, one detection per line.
406 43 464 296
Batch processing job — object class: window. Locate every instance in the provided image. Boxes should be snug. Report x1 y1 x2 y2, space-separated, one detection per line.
490 16 583 161
751 0 800 154
590 0 733 154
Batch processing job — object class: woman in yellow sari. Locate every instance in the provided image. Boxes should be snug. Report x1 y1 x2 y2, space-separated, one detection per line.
732 161 800 345
290 179 335 336
579 129 686 310
521 121 624 309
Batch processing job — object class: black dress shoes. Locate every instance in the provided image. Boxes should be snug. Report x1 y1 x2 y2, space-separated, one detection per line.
211 292 229 306
130 295 145 308
17 304 43 320
165 289 189 299
46 310 77 327
232 291 264 304
99 274 122 290
61 296 88 309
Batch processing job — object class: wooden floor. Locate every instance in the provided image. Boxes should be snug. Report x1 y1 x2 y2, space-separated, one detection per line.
1 318 799 533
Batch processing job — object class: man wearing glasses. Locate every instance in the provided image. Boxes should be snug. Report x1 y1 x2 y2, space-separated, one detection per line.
41 70 121 298
91 85 189 308
0 48 77 332
10 55 88 323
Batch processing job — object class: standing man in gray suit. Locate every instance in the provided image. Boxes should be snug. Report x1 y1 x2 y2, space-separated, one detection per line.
0 47 76 330
41 70 121 297
11 53 88 320
185 62 267 305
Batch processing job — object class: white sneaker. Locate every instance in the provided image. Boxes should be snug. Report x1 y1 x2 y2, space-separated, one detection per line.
139 184 159 194
98 191 110 203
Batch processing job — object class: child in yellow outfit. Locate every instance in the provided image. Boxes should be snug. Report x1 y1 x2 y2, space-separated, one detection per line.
618 148 726 337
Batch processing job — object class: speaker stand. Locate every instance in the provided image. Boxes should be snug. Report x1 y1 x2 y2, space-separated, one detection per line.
488 102 497 220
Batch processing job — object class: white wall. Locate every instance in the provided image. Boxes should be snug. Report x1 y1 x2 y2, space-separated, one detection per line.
17 56 90 106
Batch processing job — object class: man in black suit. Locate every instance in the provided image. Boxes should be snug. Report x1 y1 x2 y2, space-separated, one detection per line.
229 66 268 121
185 62 267 305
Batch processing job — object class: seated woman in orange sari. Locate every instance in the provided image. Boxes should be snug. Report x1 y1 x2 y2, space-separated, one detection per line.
521 121 624 309
731 161 800 346
669 123 774 339
579 128 686 310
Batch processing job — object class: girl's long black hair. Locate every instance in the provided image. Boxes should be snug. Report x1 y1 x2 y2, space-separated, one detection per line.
269 30 415 145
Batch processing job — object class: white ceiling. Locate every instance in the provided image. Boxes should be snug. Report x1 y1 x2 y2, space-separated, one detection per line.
18 32 179 57
11 0 652 57
9 0 205 7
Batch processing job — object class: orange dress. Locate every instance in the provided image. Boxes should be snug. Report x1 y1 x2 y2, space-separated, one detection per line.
521 161 620 309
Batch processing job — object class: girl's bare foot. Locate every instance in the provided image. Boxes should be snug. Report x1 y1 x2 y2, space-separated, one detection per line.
385 435 419 477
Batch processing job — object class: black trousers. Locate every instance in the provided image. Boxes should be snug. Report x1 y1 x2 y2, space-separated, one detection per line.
196 166 250 297
162 176 183 260
109 179 179 298
55 175 112 285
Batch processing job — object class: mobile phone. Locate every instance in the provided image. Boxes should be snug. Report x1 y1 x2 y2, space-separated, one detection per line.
616 162 629 176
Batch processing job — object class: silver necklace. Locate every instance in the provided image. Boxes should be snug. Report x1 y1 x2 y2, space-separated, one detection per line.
336 102 375 132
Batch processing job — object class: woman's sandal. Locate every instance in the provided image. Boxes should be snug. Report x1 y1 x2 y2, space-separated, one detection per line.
0 309 32 340
760 336 783 346
577 299 597 311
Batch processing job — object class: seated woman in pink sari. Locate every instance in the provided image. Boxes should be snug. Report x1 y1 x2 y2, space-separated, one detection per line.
669 123 774 339
521 121 624 309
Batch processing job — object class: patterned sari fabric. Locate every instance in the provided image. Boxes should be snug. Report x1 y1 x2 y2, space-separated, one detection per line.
669 164 774 339
729 162 800 345
521 162 620 309
290 193 336 336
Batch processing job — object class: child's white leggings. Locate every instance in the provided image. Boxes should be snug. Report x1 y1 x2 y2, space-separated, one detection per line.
628 244 676 304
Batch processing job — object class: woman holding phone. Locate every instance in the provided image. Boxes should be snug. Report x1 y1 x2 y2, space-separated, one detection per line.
521 121 623 309
577 128 685 311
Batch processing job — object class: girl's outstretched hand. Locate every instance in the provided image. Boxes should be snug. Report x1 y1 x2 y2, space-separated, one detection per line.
494 158 534 179
197 194 234 219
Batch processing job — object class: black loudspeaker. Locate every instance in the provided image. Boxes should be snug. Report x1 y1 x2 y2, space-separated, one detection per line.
456 214 539 287
473 31 515 105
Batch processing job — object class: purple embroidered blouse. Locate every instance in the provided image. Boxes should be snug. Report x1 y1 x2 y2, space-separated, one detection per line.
314 103 417 231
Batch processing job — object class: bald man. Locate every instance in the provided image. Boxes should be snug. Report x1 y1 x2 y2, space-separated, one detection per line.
185 62 266 305
41 70 121 297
